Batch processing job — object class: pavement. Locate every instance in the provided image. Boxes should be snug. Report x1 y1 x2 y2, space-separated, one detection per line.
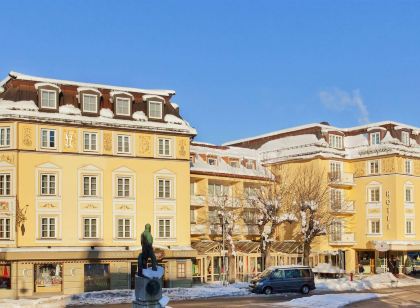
347 285 420 307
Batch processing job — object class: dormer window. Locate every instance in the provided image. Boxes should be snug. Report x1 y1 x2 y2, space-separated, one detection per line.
229 159 240 168
402 131 410 146
115 97 131 116
208 157 217 166
370 132 381 145
148 101 163 119
246 160 256 170
40 89 57 109
82 94 98 113
329 135 343 149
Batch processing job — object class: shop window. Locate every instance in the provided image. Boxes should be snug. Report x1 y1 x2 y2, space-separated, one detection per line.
35 263 62 293
0 264 11 289
84 264 110 292
177 262 186 278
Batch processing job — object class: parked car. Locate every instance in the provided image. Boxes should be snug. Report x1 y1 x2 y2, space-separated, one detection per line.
249 265 315 295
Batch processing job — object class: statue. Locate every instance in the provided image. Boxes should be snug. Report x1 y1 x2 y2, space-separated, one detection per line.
138 223 158 277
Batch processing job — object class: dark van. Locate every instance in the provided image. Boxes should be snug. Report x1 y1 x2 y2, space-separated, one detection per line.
249 266 315 295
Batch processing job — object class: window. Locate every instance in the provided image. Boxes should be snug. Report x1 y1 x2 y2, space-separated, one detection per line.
244 185 257 198
190 182 195 195
158 179 172 199
405 186 413 203
158 138 171 156
369 219 381 234
117 177 131 197
83 132 98 152
83 176 97 196
117 218 131 238
83 218 98 238
148 101 163 119
207 157 217 166
243 209 258 224
40 89 57 109
0 264 11 289
82 94 98 113
330 189 343 210
368 160 380 175
405 159 413 175
117 135 130 154
329 134 343 149
208 183 229 197
0 127 11 147
402 131 410 146
229 160 239 168
40 174 56 195
406 219 414 234
0 174 11 196
40 217 56 238
158 219 171 238
115 97 131 116
176 262 186 278
370 132 381 145
246 160 255 170
368 187 380 202
190 209 196 223
330 220 343 241
0 218 11 239
41 129 56 149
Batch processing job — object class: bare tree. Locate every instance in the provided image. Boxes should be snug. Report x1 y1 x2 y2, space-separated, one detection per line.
249 166 297 270
292 164 336 266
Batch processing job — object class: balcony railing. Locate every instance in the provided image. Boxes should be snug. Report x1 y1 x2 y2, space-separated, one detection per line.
191 194 206 207
329 232 356 245
330 200 355 213
328 172 355 186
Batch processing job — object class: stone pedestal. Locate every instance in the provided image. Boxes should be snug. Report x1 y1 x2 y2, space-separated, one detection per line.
133 266 168 308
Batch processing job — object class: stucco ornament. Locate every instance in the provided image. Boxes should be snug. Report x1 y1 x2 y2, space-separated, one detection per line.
137 223 158 276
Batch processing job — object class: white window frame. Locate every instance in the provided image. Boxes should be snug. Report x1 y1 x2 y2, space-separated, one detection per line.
115 97 131 116
117 218 132 239
83 132 98 152
368 219 381 235
0 217 11 240
246 160 255 170
117 135 131 154
401 131 410 146
157 178 172 199
329 134 343 149
0 127 11 148
83 217 99 239
82 175 98 197
116 176 131 198
158 138 172 157
0 173 11 196
40 129 57 149
40 173 57 196
40 89 57 109
367 186 381 203
82 93 98 113
157 218 171 239
40 216 57 239
370 132 381 145
208 182 230 197
405 185 414 203
148 101 163 119
405 159 413 175
368 160 380 175
405 219 414 235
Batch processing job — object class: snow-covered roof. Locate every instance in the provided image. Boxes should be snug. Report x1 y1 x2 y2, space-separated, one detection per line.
0 99 196 135
3 71 175 96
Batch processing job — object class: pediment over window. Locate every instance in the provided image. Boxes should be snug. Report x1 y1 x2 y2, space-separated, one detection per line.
113 166 135 173
37 162 61 169
154 168 175 175
78 164 102 172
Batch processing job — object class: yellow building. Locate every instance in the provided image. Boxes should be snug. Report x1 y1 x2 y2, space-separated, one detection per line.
225 121 420 275
0 72 196 298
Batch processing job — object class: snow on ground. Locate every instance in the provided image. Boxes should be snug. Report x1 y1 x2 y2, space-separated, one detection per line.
278 293 380 308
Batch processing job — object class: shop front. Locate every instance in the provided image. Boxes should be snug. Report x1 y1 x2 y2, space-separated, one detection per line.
34 263 63 293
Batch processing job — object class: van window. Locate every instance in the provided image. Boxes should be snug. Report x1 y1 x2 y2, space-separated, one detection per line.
285 269 301 279
301 269 311 277
271 269 284 279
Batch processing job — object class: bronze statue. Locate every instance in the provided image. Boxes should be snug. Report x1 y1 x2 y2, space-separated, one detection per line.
138 223 158 276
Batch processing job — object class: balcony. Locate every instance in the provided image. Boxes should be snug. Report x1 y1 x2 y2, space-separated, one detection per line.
328 172 355 187
330 200 355 214
329 232 356 245
207 196 241 208
191 195 206 207
191 224 208 235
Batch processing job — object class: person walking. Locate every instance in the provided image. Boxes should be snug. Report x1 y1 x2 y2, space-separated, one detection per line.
358 263 365 279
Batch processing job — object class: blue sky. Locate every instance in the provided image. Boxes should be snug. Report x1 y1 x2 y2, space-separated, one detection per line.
1 1 420 144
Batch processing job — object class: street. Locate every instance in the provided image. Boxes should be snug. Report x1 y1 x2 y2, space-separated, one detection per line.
74 285 420 308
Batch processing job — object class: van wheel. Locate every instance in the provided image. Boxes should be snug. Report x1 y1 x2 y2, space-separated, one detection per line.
263 287 273 295
301 285 310 294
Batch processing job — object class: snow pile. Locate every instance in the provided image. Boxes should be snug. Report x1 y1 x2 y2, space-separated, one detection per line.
132 110 148 121
170 102 179 109
164 114 187 126
279 293 380 308
99 108 114 118
0 99 39 111
59 104 81 115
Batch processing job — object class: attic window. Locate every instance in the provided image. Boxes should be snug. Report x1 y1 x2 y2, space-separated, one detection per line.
246 160 255 170
401 131 410 146
82 94 98 113
207 157 217 166
229 159 240 168
148 101 163 119
40 89 57 109
329 135 343 149
115 97 131 116
370 132 381 145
